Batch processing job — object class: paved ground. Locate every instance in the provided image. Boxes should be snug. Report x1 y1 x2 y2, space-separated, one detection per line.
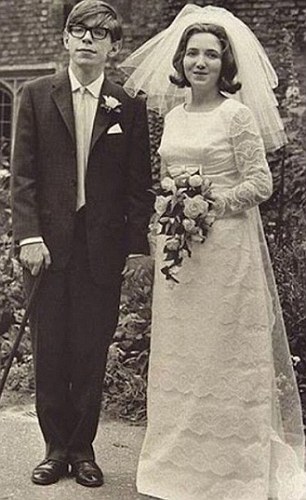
0 404 153 500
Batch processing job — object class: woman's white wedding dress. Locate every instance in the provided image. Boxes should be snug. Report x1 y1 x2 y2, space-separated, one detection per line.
137 98 306 500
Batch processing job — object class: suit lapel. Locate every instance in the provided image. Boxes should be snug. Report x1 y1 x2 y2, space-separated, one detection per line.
51 69 76 143
51 72 121 150
90 78 121 152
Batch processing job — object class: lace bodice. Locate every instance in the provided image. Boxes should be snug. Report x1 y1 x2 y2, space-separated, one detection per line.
158 99 273 217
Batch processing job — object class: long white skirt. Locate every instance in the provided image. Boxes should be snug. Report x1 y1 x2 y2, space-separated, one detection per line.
137 210 306 500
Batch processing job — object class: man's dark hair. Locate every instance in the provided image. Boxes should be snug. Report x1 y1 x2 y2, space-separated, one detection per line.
65 0 123 42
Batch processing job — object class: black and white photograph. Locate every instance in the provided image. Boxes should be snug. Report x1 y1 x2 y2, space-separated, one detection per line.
0 1 306 499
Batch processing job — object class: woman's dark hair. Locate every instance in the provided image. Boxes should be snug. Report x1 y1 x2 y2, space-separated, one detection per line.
170 23 241 94
65 0 123 43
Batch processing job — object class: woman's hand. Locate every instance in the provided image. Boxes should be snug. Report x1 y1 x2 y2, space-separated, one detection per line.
211 193 226 218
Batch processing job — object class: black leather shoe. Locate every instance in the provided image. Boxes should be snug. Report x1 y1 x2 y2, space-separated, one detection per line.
71 460 104 487
31 459 68 485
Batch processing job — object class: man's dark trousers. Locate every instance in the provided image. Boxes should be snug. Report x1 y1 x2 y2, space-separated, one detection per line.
24 208 122 463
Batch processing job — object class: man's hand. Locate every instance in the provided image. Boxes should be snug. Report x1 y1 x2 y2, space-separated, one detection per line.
122 255 154 283
19 242 51 276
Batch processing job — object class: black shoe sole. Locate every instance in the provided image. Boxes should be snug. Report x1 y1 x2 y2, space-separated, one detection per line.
75 477 104 487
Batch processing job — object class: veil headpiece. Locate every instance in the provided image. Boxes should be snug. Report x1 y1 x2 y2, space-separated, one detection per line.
120 4 286 152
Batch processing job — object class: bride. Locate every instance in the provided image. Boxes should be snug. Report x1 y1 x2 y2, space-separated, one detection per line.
121 5 306 500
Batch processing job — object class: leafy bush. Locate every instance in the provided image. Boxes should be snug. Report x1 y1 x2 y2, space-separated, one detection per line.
103 273 152 422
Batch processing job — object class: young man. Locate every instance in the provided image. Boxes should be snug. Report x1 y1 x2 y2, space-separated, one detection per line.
11 0 152 488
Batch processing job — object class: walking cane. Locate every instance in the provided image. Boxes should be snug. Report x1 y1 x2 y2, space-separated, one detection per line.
0 267 44 402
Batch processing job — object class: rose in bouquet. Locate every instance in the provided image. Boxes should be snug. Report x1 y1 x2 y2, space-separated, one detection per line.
154 166 215 283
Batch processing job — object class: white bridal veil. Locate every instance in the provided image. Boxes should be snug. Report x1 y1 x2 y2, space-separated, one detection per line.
120 4 287 153
120 4 306 498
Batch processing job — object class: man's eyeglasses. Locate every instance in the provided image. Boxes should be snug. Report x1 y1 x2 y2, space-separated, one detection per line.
68 25 109 41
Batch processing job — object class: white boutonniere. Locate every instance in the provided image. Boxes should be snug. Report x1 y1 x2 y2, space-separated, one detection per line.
100 95 122 114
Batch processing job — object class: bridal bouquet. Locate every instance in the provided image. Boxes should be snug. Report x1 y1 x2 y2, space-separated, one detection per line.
154 167 215 283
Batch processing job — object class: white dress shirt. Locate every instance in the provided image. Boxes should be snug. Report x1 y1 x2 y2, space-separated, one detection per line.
69 67 104 210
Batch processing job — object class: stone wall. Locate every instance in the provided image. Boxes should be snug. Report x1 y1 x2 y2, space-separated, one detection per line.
126 0 306 48
0 0 305 68
194 0 306 49
0 0 68 68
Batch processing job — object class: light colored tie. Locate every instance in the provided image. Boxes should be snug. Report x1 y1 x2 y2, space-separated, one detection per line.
76 86 90 211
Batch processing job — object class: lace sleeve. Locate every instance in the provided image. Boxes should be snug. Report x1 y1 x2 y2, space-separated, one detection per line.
213 106 273 217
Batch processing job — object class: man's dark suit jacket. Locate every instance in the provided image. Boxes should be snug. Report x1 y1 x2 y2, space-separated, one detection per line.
12 69 152 284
